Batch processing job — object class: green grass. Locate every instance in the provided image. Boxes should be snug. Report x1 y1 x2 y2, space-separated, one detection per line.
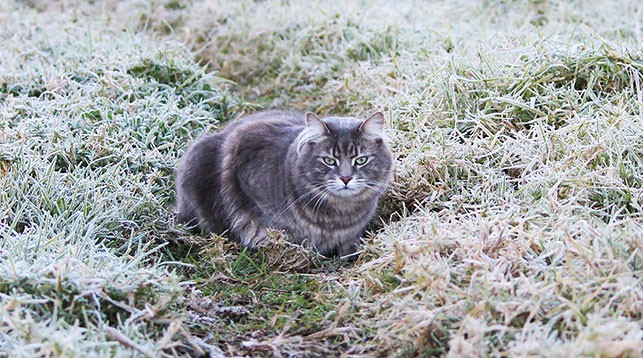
1 0 642 356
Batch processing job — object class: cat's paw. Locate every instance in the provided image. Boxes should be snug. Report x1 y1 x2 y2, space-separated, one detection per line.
235 220 271 248
249 231 272 247
336 238 363 261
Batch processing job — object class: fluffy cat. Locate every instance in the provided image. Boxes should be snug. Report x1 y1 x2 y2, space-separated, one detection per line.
175 110 393 258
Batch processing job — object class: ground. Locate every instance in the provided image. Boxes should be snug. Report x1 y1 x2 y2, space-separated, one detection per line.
0 0 641 357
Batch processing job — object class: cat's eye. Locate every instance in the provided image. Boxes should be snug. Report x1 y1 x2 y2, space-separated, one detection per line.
323 157 337 166
354 156 368 165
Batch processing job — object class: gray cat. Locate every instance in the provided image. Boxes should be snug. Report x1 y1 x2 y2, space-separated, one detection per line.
175 110 393 258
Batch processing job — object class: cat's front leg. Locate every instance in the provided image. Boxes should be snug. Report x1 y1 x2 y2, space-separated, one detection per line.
336 237 363 261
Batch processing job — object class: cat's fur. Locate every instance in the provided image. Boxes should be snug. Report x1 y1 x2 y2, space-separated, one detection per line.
175 110 393 257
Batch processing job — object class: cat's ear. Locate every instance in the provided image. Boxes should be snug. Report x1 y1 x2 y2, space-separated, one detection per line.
359 111 385 136
305 112 330 134
298 112 330 153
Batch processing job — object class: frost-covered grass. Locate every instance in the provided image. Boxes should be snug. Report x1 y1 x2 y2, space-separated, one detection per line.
1 0 642 356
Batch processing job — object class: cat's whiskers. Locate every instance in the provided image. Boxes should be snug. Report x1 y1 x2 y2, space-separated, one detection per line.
271 182 328 223
355 178 388 194
356 179 389 195
364 180 389 188
301 185 331 213
311 187 332 222
363 184 387 195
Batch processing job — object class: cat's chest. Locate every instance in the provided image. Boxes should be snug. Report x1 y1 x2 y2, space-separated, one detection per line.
279 200 373 235
286 219 363 244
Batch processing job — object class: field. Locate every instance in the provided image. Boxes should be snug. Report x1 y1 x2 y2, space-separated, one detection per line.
1 0 641 356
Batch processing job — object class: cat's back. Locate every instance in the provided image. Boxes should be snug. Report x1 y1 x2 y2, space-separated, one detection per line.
223 110 305 138
219 110 305 163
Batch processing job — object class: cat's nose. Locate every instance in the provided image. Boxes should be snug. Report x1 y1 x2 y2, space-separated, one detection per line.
339 176 352 185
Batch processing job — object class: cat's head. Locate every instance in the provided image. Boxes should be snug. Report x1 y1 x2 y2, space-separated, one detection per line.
293 112 393 200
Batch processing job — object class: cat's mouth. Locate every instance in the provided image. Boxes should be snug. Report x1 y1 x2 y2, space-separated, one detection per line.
330 185 363 198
